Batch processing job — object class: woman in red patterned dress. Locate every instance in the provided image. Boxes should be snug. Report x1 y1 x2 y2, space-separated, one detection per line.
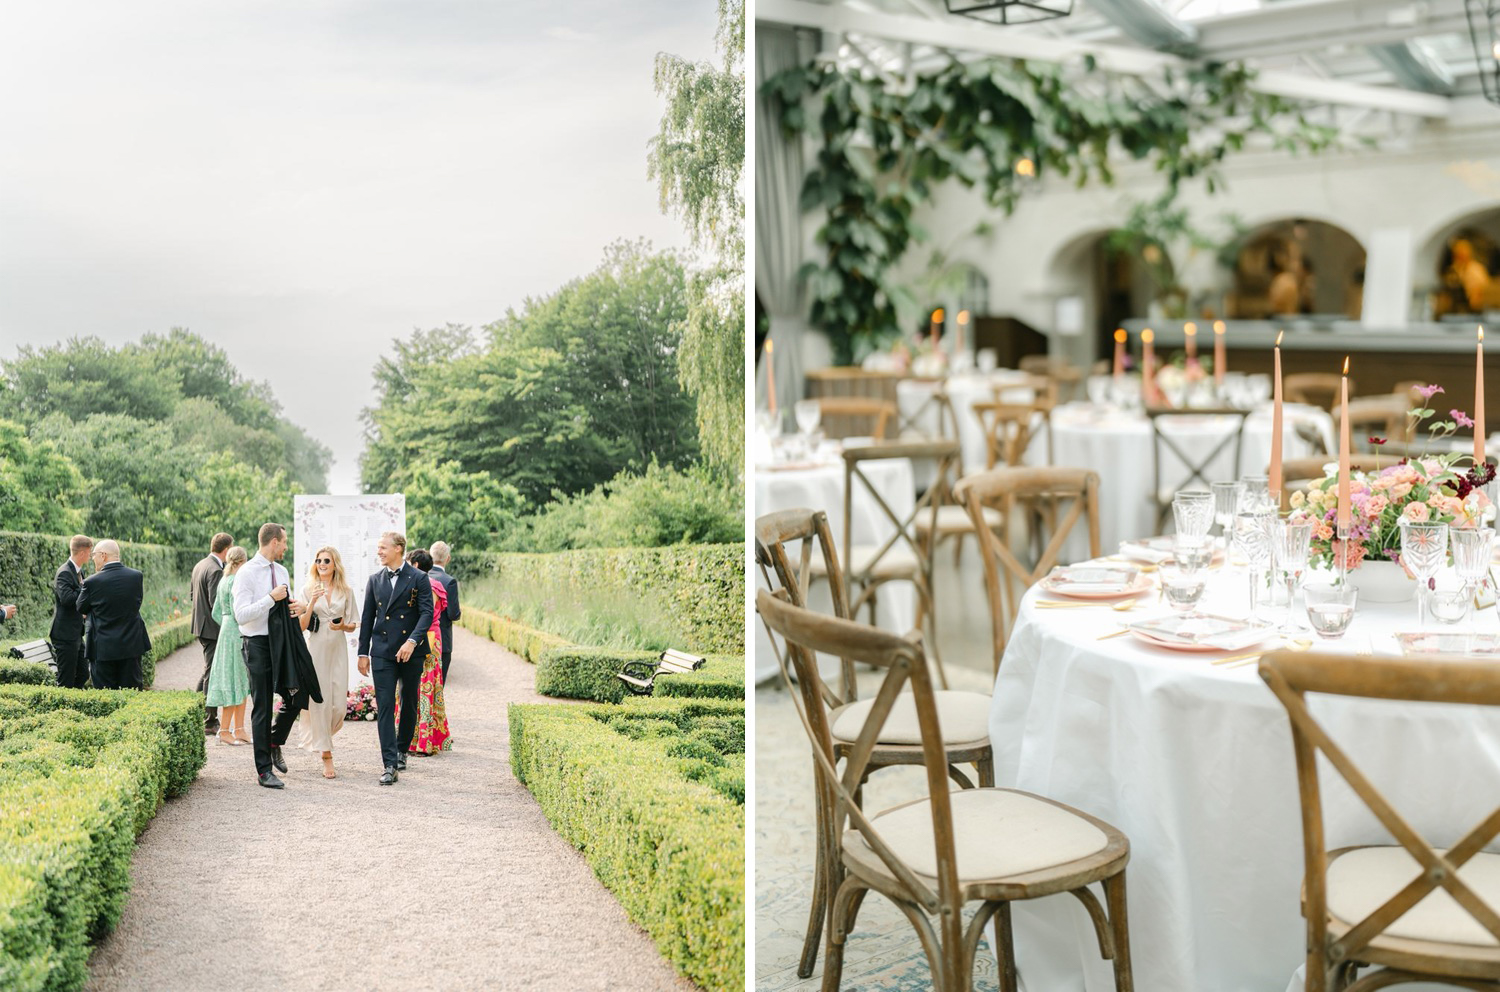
399 548 452 755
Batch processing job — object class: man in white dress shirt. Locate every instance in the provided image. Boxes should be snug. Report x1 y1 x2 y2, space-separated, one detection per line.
233 522 306 789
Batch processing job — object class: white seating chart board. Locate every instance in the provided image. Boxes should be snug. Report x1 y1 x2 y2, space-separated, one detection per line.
292 494 406 688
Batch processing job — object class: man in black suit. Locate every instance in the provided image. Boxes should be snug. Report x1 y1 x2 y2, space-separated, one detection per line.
0 603 17 633
77 540 151 689
428 540 461 684
190 532 233 733
50 535 93 688
357 530 433 786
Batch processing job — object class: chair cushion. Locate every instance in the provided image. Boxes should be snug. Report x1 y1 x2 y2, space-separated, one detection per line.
1327 846 1500 947
830 690 992 746
915 505 1003 533
847 788 1110 883
810 543 919 578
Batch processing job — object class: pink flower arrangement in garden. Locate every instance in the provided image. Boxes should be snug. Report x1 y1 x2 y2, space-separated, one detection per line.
345 684 377 721
1290 386 1495 570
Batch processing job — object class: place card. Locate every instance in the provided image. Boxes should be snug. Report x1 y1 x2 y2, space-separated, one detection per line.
1394 632 1500 658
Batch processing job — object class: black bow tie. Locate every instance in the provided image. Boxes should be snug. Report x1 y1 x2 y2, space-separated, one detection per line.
386 569 399 578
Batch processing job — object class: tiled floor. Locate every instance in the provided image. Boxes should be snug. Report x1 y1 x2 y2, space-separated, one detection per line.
754 551 1006 991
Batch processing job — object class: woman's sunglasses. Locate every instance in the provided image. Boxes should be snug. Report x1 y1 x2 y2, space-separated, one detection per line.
315 557 333 565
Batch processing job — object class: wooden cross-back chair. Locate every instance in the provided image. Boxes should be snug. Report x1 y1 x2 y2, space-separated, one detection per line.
906 389 1004 565
973 400 1042 470
896 382 961 442
1286 372 1352 413
840 438 961 689
757 588 1134 992
816 396 897 441
1146 407 1250 533
755 507 996 980
1338 394 1412 451
1260 650 1500 992
954 466 1102 673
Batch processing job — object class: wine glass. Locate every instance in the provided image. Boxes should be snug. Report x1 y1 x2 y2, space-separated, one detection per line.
794 399 821 437
1234 509 1276 623
1450 526 1493 624
1398 519 1449 630
1238 475 1274 513
1212 482 1243 550
1272 517 1316 635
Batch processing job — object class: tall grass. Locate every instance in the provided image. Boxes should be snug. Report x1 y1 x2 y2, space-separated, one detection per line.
465 574 688 652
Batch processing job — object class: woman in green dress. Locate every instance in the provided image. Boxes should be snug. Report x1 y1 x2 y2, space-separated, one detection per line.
206 546 251 745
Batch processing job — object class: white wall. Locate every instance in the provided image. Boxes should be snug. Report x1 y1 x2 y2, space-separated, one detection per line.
834 126 1500 367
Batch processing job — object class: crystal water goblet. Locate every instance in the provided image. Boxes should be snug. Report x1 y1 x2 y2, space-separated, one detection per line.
1172 490 1215 543
1212 481 1243 550
1451 526 1493 593
1234 509 1275 623
1399 519 1450 630
1272 517 1316 635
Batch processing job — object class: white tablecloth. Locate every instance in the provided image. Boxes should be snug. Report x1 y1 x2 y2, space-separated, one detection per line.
1027 402 1336 554
988 567 1500 992
753 456 915 683
897 371 1035 476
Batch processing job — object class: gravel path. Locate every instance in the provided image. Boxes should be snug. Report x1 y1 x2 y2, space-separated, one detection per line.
86 627 696 992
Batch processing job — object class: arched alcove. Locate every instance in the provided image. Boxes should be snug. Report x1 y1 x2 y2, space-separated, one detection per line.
1045 227 1175 362
1416 205 1500 317
1227 218 1366 319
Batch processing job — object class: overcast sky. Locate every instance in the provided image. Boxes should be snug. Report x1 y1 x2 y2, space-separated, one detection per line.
0 0 715 493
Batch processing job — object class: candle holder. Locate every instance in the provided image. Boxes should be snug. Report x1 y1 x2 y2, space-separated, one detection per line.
1335 523 1352 588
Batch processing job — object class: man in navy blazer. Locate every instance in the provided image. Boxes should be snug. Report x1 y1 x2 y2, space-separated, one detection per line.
357 530 433 785
77 540 151 689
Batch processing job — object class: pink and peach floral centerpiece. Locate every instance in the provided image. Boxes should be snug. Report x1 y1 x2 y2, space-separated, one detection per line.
1290 384 1495 571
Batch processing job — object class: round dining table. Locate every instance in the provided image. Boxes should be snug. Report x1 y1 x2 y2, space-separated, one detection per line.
1025 401 1336 554
987 563 1500 992
753 453 915 683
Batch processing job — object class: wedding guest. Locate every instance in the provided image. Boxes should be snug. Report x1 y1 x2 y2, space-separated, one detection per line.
428 540 461 683
356 531 433 785
0 604 17 631
297 545 357 779
206 547 251 745
50 535 92 688
233 522 308 790
404 548 452 756
190 532 233 734
77 540 151 689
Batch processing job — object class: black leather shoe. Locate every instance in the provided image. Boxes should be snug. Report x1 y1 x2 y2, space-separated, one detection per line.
395 754 408 771
204 721 219 736
379 767 398 785
258 771 284 789
270 746 287 773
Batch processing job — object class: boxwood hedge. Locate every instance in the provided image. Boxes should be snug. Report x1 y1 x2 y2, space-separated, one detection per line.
453 544 743 656
509 696 744 992
535 647 744 704
0 685 205 992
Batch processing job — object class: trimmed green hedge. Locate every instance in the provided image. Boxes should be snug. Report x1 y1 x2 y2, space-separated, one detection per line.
0 660 55 686
536 648 744 704
510 696 744 991
0 685 206 991
456 607 569 664
455 544 743 656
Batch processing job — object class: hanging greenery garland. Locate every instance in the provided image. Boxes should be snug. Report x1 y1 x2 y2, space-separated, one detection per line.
764 56 1339 364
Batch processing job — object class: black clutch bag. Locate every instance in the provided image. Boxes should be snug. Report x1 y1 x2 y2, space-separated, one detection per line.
308 613 321 634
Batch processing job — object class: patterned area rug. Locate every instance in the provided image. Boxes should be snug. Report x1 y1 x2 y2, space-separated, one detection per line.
755 666 1009 992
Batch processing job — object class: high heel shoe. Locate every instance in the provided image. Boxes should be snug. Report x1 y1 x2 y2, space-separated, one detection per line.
321 752 336 779
234 729 252 744
217 730 236 746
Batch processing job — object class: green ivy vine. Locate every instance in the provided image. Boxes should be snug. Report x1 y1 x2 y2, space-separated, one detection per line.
763 57 1338 364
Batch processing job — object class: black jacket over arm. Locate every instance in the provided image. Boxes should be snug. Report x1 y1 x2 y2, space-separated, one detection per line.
50 560 85 642
267 597 322 707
